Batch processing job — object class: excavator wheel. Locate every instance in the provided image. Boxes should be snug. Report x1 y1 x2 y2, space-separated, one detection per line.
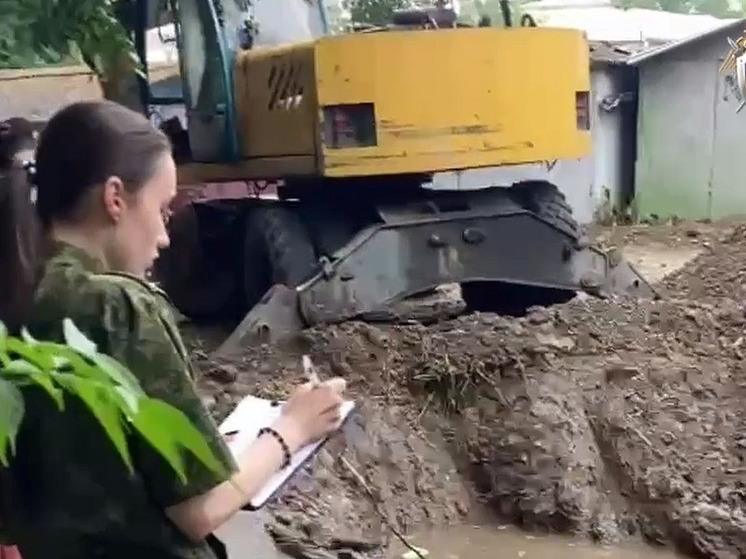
242 205 318 310
508 180 580 242
462 181 581 315
154 203 239 320
461 281 576 316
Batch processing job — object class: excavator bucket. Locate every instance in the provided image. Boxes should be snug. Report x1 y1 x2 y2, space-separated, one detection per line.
599 256 659 299
216 284 304 356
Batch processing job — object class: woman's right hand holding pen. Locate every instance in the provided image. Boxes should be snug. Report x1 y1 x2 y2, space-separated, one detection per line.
272 376 347 454
169 362 347 540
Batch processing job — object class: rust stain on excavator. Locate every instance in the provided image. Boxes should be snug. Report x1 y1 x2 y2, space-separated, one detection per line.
378 120 501 139
325 140 536 169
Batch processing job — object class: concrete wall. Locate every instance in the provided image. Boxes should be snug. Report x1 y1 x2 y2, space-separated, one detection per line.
428 65 631 225
590 65 636 217
0 64 180 122
0 66 103 122
635 30 746 220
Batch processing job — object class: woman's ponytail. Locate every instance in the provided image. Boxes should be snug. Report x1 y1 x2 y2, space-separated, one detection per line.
0 118 42 334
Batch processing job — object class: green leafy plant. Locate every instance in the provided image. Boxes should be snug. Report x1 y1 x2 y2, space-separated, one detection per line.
0 0 144 109
342 0 409 26
0 319 227 483
0 0 139 73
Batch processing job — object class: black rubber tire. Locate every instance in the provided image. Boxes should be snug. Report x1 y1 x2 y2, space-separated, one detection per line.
508 180 580 242
242 205 318 309
153 204 238 320
461 281 576 316
462 181 581 314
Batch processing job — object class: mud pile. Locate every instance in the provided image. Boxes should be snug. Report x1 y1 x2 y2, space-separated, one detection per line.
664 224 746 302
191 225 746 559
193 333 471 558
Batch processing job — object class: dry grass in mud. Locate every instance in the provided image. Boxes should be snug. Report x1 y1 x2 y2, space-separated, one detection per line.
187 220 746 559
404 333 512 417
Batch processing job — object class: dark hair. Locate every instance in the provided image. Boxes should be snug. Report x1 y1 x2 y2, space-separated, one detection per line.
0 100 172 332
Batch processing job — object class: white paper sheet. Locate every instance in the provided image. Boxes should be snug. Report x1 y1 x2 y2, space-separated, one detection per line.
218 394 356 509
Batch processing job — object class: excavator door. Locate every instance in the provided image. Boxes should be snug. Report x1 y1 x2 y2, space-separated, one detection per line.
167 0 238 162
135 0 239 162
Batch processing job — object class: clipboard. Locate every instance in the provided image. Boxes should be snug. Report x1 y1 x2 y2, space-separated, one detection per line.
218 393 356 510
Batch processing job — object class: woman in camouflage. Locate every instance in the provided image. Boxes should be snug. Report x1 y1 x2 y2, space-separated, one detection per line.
0 100 347 559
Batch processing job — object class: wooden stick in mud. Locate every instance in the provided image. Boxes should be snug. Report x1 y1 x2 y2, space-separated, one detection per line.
338 456 428 559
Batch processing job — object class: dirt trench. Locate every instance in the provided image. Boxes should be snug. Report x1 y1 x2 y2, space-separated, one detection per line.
188 221 746 559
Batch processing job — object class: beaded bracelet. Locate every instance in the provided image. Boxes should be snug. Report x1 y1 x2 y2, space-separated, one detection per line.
258 427 291 469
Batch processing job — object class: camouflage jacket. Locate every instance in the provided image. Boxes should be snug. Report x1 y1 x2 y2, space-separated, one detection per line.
7 242 238 559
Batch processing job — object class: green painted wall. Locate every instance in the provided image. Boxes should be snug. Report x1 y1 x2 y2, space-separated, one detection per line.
635 30 746 221
636 58 715 219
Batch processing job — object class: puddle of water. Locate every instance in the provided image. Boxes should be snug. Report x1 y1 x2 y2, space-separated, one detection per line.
391 525 685 559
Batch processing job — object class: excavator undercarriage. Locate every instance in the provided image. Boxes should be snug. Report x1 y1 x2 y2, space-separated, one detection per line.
152 175 653 355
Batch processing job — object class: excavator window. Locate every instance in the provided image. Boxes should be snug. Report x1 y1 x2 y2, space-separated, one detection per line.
251 0 328 46
173 0 205 110
171 0 236 162
135 0 237 162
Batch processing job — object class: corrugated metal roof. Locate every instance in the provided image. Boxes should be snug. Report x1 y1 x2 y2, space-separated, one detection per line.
589 40 650 64
627 17 746 65
525 4 735 42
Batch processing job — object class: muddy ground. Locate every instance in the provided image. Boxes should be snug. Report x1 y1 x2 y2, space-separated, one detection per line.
187 220 746 559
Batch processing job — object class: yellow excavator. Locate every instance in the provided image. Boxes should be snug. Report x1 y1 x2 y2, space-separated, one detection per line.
126 0 652 350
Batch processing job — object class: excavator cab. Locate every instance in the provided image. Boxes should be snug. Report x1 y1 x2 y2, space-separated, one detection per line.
136 0 328 164
135 0 593 181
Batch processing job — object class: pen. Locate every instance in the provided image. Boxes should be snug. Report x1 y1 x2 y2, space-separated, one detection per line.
302 355 321 385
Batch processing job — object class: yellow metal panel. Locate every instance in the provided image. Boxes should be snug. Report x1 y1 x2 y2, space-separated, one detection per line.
176 156 317 185
234 41 319 160
313 27 591 178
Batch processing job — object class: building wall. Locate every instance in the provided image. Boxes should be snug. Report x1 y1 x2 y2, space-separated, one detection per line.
0 64 180 122
591 65 636 216
635 30 746 220
428 65 630 225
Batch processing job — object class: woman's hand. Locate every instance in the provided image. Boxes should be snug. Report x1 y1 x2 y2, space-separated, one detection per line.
166 377 347 540
271 378 347 453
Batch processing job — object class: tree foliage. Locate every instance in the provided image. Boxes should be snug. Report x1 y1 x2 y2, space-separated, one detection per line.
0 319 226 482
341 0 409 25
0 0 143 109
0 0 139 73
465 0 532 26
